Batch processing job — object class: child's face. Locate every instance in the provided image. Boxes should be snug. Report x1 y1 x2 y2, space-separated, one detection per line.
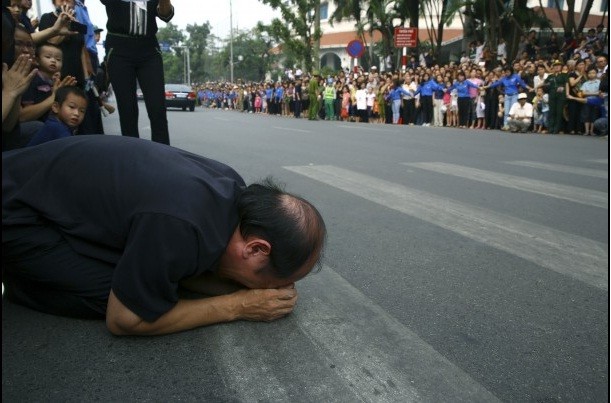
536 88 544 96
587 69 597 80
37 45 63 75
52 93 88 128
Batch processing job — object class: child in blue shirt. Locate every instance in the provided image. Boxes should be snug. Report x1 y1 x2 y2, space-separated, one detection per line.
579 67 602 135
27 86 88 147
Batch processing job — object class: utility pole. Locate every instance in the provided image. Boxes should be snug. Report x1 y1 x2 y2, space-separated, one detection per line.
230 0 234 82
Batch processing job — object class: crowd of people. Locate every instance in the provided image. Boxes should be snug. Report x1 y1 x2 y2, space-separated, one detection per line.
194 28 609 137
2 0 609 148
2 0 174 151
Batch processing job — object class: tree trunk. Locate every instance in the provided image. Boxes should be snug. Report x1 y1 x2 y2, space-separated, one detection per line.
576 0 595 34
553 0 568 33
407 0 419 59
434 0 449 62
566 0 576 36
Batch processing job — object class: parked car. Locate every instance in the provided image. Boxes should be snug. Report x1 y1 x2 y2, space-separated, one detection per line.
164 84 196 111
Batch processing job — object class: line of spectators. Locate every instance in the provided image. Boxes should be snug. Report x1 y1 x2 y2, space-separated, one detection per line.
193 29 608 137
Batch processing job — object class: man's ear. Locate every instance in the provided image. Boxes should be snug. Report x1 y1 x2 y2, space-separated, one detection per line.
51 101 60 115
243 238 271 258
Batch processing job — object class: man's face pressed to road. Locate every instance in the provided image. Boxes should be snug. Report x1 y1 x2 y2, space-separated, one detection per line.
218 229 320 290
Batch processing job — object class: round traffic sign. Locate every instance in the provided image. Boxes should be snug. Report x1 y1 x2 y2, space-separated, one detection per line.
346 39 365 58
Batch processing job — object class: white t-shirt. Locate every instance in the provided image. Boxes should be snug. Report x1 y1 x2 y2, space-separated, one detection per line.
509 101 533 120
533 74 548 89
366 92 376 107
497 43 507 61
475 44 485 63
355 89 367 110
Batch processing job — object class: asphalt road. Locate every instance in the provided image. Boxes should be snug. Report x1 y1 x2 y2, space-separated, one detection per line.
3 105 609 402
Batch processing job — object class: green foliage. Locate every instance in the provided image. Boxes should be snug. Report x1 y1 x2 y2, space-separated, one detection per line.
258 0 322 73
330 0 411 67
185 23 211 83
162 52 184 83
157 22 185 47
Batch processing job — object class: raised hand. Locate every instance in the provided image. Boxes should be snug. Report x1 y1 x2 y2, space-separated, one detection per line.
2 55 37 99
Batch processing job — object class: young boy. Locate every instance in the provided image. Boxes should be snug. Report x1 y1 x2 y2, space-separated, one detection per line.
27 86 88 147
20 42 77 123
532 87 549 133
579 67 602 135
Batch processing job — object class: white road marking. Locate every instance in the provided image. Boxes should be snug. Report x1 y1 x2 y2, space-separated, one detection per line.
402 162 608 209
272 126 311 133
207 265 501 402
336 124 394 132
295 266 502 402
505 160 608 178
284 165 609 290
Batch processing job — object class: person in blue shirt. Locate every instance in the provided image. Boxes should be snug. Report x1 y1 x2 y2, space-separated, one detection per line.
447 71 481 128
273 82 284 115
484 66 533 129
27 86 88 147
414 72 445 126
385 79 414 124
265 84 273 114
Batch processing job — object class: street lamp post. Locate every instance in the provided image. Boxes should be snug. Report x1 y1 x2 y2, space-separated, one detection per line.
174 45 191 86
229 0 234 83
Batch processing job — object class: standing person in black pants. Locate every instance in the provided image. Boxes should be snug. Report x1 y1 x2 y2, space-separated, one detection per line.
447 71 481 129
102 0 174 145
293 78 302 118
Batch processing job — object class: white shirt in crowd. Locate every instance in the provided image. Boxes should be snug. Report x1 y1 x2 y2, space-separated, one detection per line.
497 42 507 61
475 43 485 64
355 88 367 110
533 73 548 89
509 101 533 121
366 90 376 108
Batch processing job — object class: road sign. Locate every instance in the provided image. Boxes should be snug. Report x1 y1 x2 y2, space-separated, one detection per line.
394 27 417 48
346 39 365 58
160 42 171 52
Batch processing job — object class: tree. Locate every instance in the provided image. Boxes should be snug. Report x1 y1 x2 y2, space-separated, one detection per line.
185 22 211 83
157 22 185 47
548 0 597 36
158 23 186 83
434 0 550 63
258 0 323 73
219 28 276 82
330 0 413 70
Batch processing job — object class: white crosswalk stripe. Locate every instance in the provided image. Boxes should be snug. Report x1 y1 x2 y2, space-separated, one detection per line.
208 266 501 402
402 162 608 208
284 165 608 291
504 160 608 178
296 266 501 403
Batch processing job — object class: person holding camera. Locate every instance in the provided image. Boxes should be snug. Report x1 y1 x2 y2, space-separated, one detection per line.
101 0 174 145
